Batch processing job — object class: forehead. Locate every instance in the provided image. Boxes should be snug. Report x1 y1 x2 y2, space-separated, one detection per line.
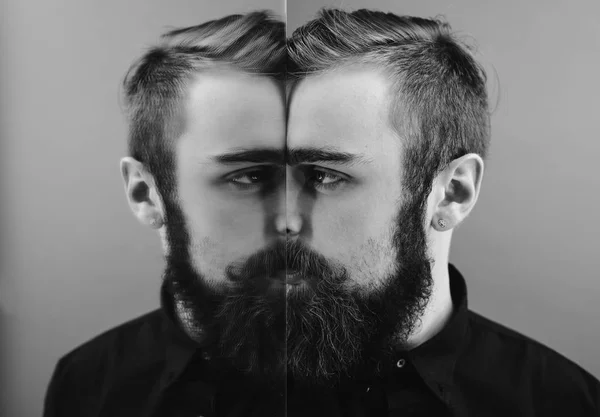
287 67 397 151
178 70 285 160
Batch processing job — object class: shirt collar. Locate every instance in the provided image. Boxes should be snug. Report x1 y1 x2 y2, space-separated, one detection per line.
405 263 470 399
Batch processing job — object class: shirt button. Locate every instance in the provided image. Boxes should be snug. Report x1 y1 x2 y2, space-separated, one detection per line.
396 358 406 368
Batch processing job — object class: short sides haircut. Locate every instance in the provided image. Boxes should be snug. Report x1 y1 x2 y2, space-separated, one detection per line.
122 11 285 198
288 9 490 198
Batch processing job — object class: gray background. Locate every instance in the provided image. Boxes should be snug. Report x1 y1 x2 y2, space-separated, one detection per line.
1 0 598 415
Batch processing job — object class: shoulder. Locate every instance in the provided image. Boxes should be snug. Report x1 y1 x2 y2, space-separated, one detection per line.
44 309 167 413
57 308 167 371
460 310 600 413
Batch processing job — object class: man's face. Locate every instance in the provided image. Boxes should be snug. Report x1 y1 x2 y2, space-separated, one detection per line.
162 67 432 387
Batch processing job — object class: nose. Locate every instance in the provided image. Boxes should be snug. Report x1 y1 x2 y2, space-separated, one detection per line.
274 167 304 237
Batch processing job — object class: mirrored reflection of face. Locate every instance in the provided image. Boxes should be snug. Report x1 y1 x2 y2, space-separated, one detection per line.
162 67 433 389
161 71 289 386
176 71 286 288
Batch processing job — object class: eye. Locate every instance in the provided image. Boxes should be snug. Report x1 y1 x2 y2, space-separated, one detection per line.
306 168 347 191
227 166 281 191
231 171 265 184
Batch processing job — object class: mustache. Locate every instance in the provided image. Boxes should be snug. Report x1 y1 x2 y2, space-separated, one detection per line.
224 240 338 283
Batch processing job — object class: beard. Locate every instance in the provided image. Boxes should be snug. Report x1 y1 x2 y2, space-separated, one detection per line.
159 189 433 389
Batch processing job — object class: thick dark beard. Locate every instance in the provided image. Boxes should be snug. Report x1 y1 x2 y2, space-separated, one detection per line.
159 188 433 388
286 193 433 388
160 196 287 386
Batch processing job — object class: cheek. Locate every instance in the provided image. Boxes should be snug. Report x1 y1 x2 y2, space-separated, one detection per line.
180 183 264 242
311 193 399 287
177 189 268 278
311 177 400 251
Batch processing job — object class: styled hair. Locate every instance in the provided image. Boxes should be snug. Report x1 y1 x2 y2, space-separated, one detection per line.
122 11 285 198
288 9 490 198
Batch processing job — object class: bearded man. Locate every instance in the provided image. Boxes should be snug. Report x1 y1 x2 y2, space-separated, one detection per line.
43 7 600 417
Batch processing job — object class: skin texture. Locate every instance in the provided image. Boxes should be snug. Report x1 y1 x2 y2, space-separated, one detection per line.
174 71 287 288
119 66 485 385
287 67 405 293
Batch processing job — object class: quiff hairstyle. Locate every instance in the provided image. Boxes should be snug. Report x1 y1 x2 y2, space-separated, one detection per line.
288 9 491 199
122 11 285 199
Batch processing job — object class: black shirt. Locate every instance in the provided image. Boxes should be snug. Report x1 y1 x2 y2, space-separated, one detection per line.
43 265 600 416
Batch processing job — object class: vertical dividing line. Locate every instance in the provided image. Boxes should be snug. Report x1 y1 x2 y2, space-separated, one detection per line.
283 1 289 414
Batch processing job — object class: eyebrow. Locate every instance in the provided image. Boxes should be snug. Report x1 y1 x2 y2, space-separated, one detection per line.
212 149 284 164
212 147 372 166
288 148 372 166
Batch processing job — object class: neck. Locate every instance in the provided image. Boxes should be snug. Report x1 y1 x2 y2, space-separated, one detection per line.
404 232 454 350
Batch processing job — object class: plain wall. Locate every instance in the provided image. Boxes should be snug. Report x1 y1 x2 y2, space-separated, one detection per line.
1 0 598 415
0 1 283 416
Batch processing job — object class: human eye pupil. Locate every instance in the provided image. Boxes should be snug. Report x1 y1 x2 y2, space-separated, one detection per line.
315 171 339 185
228 166 283 192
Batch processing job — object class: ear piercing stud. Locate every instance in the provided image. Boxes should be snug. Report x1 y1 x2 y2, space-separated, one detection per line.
438 218 447 229
150 217 163 228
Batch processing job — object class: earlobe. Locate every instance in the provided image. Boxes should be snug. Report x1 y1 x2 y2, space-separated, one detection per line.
432 215 453 232
149 216 164 229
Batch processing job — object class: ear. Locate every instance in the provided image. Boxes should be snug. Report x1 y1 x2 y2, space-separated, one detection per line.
430 153 484 231
120 157 165 229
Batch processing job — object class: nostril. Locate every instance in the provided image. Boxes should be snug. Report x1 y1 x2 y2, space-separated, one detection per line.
285 214 303 235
